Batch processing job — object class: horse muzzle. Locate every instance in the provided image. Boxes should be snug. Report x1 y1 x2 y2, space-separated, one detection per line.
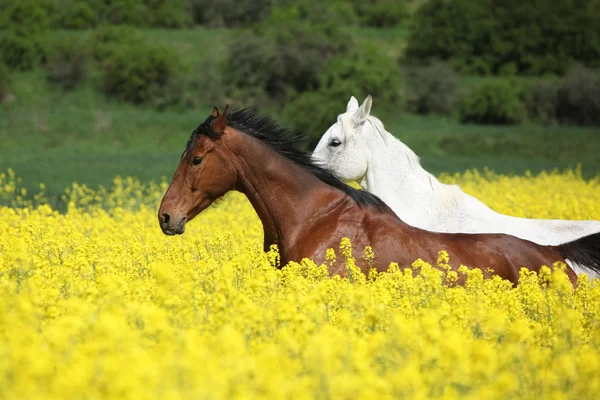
159 213 186 235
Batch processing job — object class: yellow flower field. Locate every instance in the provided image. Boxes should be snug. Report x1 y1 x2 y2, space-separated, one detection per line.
1 168 600 399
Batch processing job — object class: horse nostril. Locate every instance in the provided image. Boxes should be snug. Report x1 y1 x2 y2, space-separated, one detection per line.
162 213 170 224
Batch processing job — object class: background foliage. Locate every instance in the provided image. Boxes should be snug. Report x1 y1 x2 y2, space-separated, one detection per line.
404 0 600 75
0 0 599 200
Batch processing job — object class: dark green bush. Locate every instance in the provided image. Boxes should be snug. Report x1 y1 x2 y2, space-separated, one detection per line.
161 59 227 110
405 0 600 75
223 33 281 104
257 2 357 100
99 0 150 26
189 0 272 27
100 42 183 105
267 0 358 27
145 0 193 28
320 42 403 107
404 61 459 115
0 62 12 104
525 80 560 125
556 66 600 126
54 2 98 29
0 33 42 71
225 4 357 105
3 0 196 29
222 1 363 109
353 0 408 27
90 25 145 61
404 0 470 71
259 1 358 58
0 0 55 33
49 0 191 28
458 80 526 125
44 41 89 91
265 23 339 99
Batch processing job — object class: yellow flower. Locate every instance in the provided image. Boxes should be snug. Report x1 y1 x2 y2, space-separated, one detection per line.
0 167 598 399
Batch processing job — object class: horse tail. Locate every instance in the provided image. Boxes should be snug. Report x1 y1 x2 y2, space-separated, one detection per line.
556 232 600 279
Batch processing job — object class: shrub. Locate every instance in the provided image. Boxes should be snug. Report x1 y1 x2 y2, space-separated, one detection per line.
159 58 227 110
353 0 408 27
223 1 360 106
404 61 459 115
0 33 42 71
525 80 560 125
44 41 89 91
266 23 336 98
404 0 470 71
189 0 272 27
223 33 281 104
0 0 55 33
101 0 150 26
268 0 358 27
54 2 98 29
0 63 11 104
458 80 526 125
258 1 357 56
145 0 193 28
225 21 355 105
100 42 183 105
405 0 600 75
90 25 145 61
556 66 600 126
320 42 403 107
257 1 358 99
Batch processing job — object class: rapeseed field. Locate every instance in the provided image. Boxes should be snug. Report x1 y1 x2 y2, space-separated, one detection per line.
0 168 599 399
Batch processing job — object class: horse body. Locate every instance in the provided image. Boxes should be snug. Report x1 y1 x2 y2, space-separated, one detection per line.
312 95 600 278
227 134 570 282
157 107 600 286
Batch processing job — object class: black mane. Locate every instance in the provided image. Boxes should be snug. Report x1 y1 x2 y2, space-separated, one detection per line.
189 108 388 210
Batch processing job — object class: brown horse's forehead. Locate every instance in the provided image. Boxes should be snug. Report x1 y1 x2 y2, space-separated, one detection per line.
184 133 210 155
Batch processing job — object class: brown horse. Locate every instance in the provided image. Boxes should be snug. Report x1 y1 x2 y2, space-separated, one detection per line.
158 106 600 286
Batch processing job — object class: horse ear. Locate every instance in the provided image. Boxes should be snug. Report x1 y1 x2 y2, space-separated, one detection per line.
346 96 359 112
352 94 372 123
212 105 229 133
210 106 220 117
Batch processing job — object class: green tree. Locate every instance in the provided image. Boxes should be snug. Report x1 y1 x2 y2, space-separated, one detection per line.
405 0 600 75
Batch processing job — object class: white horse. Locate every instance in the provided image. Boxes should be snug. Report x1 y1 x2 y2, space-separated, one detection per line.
312 95 600 278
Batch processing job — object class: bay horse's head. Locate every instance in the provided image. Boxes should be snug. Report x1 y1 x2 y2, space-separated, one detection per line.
158 106 236 235
312 95 376 183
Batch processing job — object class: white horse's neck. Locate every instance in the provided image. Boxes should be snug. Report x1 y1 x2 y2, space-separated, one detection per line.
360 118 442 206
358 117 478 230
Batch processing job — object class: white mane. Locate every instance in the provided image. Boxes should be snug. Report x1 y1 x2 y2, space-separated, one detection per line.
365 115 420 169
365 114 462 208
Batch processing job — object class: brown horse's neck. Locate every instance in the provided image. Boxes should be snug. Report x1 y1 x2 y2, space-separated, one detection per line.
226 130 347 254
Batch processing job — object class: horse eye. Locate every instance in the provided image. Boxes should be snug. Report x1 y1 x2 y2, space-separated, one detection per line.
329 138 341 147
192 156 202 166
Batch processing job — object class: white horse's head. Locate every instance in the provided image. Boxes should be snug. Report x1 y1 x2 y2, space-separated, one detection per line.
312 95 379 182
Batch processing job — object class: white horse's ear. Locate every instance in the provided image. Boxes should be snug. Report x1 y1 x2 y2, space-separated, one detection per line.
352 94 372 124
346 96 359 112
